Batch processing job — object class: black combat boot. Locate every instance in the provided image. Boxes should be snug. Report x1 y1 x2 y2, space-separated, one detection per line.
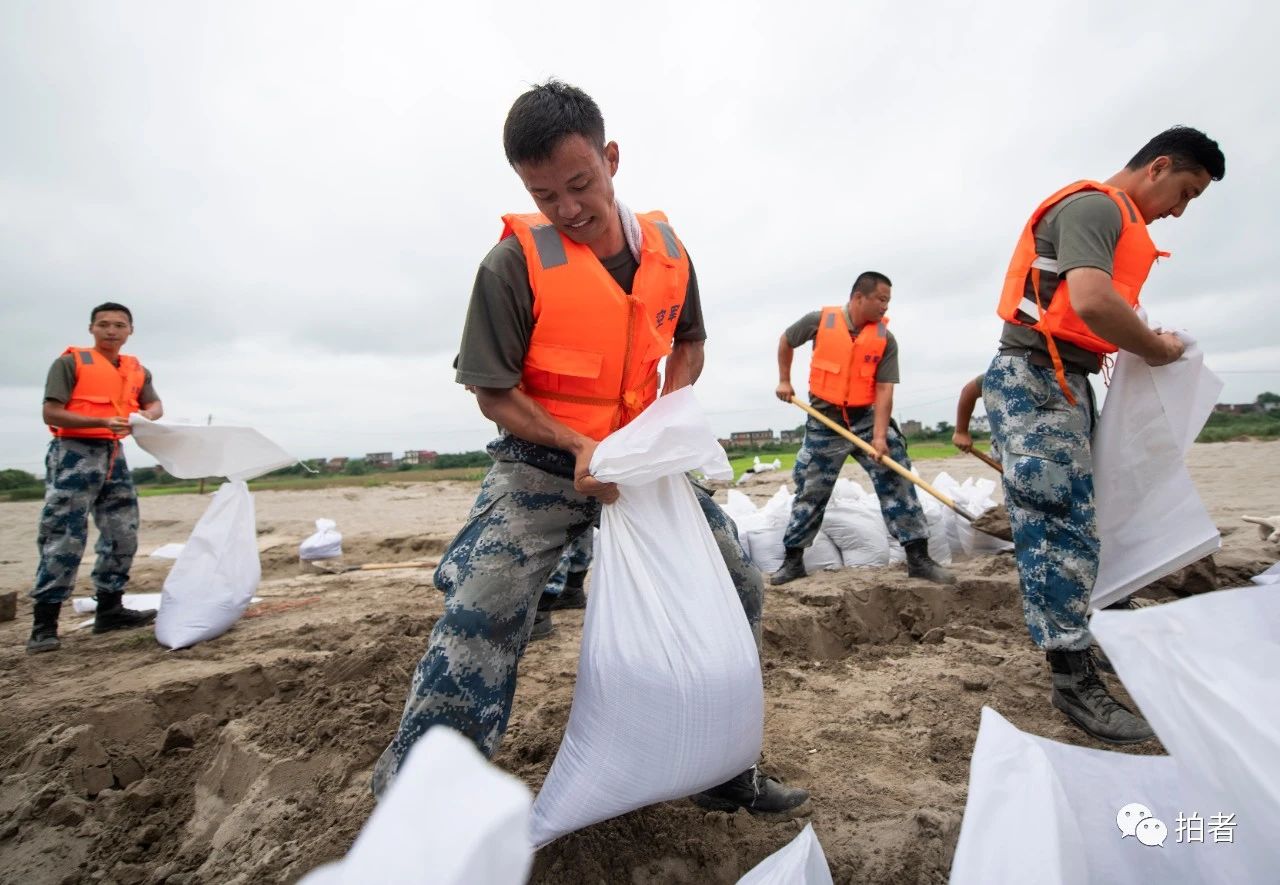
692 766 810 816
26 602 62 654
1047 649 1155 744
769 547 806 586
547 571 587 610
92 593 157 634
530 593 555 641
904 539 956 585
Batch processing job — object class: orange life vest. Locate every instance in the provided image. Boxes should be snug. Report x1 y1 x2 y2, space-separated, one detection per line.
997 180 1169 402
501 210 690 442
808 307 889 409
51 347 145 440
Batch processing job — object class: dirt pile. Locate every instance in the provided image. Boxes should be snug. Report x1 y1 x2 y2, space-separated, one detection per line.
0 446 1274 884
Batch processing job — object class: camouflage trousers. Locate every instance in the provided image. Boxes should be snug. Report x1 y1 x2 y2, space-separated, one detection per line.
31 438 139 605
371 455 763 796
543 525 593 597
782 408 928 550
983 354 1097 651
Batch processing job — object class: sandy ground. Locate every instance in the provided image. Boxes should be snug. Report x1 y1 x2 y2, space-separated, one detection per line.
0 442 1276 885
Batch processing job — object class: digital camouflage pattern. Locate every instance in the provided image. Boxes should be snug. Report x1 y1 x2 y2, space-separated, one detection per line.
543 524 593 596
983 354 1097 651
371 443 763 796
782 409 929 550
31 438 138 605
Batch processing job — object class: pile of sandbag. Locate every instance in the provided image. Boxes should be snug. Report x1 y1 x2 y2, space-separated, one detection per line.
527 388 764 847
727 486 841 573
932 472 1013 559
728 477 952 572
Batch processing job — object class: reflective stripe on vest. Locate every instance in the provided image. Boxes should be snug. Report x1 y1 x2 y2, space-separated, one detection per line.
499 210 691 441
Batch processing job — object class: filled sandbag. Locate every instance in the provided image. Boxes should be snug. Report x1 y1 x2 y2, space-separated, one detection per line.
528 388 764 847
298 727 532 885
804 531 843 572
155 481 259 650
822 480 890 567
299 518 343 561
738 823 834 884
741 485 794 573
1091 330 1221 609
934 472 1013 559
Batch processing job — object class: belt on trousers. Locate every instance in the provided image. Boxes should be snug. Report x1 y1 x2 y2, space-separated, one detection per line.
997 346 1092 376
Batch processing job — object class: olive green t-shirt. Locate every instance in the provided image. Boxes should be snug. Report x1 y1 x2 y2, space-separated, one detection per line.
785 306 900 423
455 235 706 389
43 354 158 405
999 191 1125 374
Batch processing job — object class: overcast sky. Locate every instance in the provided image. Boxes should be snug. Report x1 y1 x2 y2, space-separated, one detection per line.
2 1 1276 474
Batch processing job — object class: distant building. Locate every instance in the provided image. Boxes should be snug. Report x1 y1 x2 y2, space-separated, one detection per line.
900 419 923 438
1213 403 1259 415
366 452 395 468
401 449 439 466
730 430 776 448
970 415 990 433
325 457 349 473
717 438 732 450
780 429 804 444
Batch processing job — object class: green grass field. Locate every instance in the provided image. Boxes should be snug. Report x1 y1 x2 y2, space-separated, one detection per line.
728 441 993 481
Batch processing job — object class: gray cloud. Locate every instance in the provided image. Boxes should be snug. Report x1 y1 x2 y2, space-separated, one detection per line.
3 1 1277 474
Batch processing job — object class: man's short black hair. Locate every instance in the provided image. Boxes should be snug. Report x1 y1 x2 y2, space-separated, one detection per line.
90 302 133 324
1126 126 1225 181
851 271 892 297
503 79 606 167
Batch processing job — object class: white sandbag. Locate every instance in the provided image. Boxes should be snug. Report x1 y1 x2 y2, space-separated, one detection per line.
724 489 758 522
955 479 1011 556
529 388 763 847
804 531 843 572
148 543 185 559
129 414 296 481
738 823 834 885
298 727 532 885
933 472 967 559
742 485 794 573
299 518 343 561
950 708 1254 885
1091 331 1222 609
822 497 890 567
155 481 260 650
1091 585 1280 872
72 592 164 614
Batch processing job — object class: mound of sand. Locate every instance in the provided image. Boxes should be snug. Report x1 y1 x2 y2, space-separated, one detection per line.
0 444 1275 884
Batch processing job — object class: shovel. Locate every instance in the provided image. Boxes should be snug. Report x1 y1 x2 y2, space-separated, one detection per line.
789 397 979 522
